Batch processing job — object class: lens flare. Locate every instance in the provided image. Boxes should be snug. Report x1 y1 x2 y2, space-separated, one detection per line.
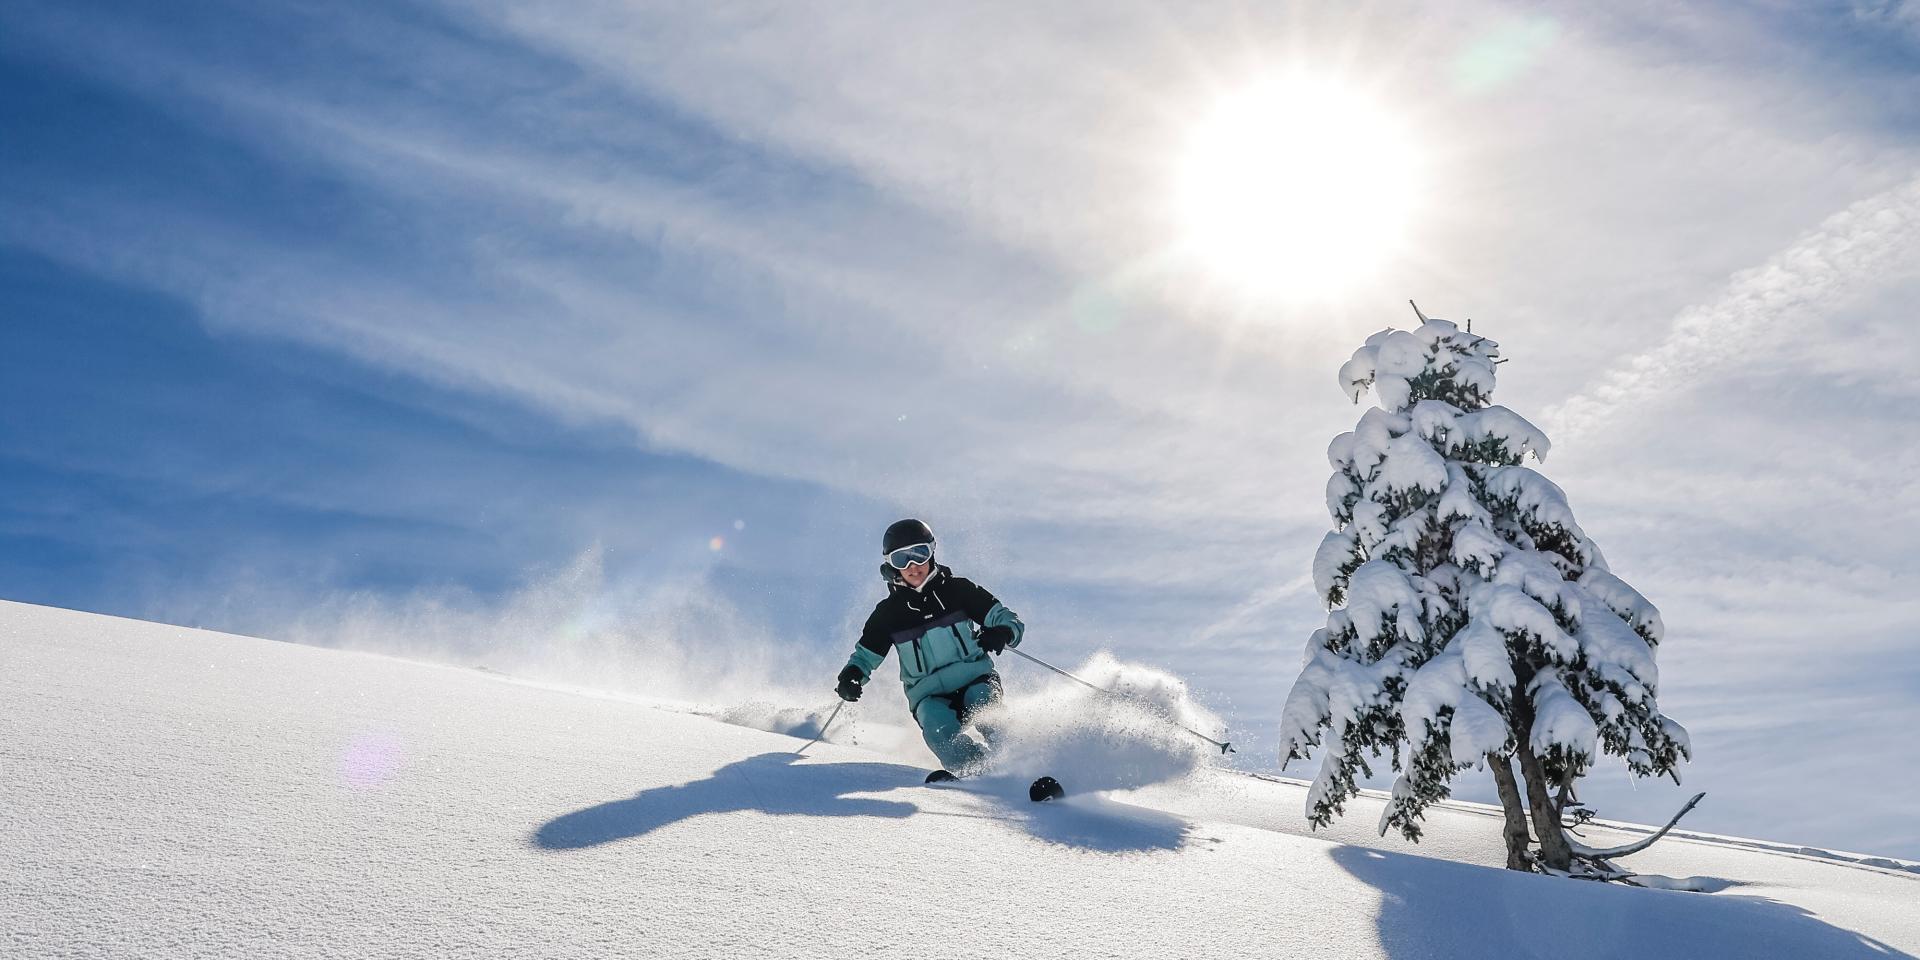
341 733 404 790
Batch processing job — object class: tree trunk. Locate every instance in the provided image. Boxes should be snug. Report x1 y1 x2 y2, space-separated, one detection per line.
1487 754 1533 871
1515 736 1574 871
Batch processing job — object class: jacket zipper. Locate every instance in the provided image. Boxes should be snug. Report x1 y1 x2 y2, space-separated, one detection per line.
930 589 964 658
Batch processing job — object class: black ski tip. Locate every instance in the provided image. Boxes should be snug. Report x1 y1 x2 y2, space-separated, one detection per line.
925 769 959 784
1028 776 1065 802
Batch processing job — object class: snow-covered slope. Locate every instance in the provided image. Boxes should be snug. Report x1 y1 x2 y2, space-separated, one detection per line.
4 600 1914 959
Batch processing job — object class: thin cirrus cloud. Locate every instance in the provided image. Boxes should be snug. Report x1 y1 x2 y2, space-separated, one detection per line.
1544 173 1920 445
3 1 1338 596
4 0 1920 856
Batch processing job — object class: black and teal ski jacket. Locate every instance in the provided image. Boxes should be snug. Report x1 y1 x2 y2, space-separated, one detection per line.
844 565 1024 711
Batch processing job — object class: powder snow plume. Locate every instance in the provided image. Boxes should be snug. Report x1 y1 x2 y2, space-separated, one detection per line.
265 548 826 710
228 544 940 757
220 550 1233 790
982 652 1229 792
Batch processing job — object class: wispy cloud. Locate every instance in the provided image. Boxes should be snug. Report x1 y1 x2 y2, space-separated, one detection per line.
1544 173 1920 442
1852 1 1920 44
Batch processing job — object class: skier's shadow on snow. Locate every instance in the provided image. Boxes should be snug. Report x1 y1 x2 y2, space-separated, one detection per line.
532 752 919 850
1329 845 1914 959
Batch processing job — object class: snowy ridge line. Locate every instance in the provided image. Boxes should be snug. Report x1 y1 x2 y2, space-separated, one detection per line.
0 599 721 715
456 664 717 715
1242 771 1536 831
1240 771 1920 879
1599 831 1920 879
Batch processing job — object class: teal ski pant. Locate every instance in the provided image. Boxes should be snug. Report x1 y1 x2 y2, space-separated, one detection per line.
913 673 1003 772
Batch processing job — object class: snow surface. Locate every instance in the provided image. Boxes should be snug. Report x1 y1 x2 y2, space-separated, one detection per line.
5 600 1917 959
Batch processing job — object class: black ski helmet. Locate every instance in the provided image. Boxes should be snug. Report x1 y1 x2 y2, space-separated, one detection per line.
882 518 935 555
880 518 935 583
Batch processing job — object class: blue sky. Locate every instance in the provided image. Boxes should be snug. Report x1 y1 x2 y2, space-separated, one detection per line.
5 0 1920 858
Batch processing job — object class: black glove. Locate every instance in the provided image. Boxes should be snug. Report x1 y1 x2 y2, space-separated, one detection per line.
835 665 865 702
977 625 1015 655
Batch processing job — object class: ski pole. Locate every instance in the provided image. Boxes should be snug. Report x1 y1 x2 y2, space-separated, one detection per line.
1008 648 1234 754
794 701 844 755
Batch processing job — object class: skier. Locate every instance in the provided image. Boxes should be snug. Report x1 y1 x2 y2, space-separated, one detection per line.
833 519 1034 785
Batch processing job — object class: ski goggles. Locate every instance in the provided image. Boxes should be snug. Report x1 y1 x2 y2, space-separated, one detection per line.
885 543 935 570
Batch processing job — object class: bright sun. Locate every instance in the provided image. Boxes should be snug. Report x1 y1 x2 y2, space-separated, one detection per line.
1176 74 1420 301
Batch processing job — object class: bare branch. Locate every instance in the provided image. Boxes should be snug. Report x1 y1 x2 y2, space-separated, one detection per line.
1569 793 1707 860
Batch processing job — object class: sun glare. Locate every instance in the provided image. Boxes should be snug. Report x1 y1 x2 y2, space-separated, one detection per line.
1176 75 1420 301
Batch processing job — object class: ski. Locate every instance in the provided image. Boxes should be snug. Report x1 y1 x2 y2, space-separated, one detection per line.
1028 776 1065 802
924 769 1065 802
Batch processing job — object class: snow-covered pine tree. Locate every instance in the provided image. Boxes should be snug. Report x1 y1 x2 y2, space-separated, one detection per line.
1278 309 1691 874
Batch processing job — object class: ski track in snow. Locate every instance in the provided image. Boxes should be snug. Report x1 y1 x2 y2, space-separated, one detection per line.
3 600 1916 959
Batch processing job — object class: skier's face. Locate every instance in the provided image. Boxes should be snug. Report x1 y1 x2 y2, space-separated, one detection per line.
900 559 933 588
